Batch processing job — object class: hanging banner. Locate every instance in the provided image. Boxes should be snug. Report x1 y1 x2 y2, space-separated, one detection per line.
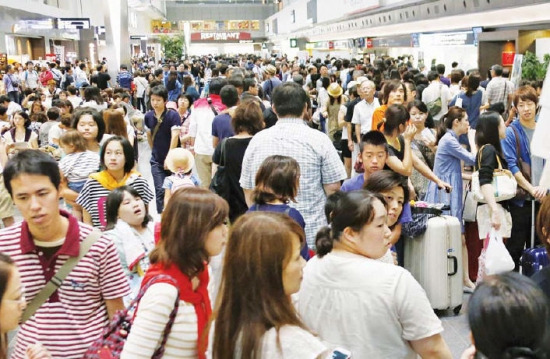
53 45 65 62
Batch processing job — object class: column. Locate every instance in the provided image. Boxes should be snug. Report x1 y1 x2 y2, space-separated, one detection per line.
101 0 131 80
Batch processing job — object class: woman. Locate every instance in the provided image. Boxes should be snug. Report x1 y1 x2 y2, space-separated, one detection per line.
450 74 486 148
212 99 264 222
104 186 155 302
81 86 107 111
103 108 133 144
408 100 436 199
0 253 50 359
298 190 452 358
133 71 148 113
474 111 509 238
121 187 228 359
213 212 341 358
29 99 45 117
183 76 200 102
461 272 550 359
321 82 347 143
424 106 477 291
165 70 182 102
76 136 153 229
176 93 194 150
371 79 406 132
38 66 53 87
3 111 39 154
71 107 105 153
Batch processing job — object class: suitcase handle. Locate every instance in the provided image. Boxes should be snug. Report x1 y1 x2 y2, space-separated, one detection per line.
447 254 458 276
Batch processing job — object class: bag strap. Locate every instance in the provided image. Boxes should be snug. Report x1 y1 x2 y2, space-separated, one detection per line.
21 230 101 323
219 138 228 167
477 144 503 170
151 112 165 144
207 98 218 116
511 125 529 174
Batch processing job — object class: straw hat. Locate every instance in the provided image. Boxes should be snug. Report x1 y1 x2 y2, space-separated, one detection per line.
165 148 195 174
327 83 343 98
264 64 277 76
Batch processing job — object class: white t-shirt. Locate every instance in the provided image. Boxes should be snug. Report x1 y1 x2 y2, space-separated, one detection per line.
48 123 65 144
422 81 451 122
259 325 328 359
351 98 381 133
298 251 443 359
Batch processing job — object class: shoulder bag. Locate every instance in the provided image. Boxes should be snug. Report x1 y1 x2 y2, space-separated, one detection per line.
471 145 517 203
150 112 165 144
210 138 228 198
83 275 179 359
21 230 101 322
511 126 532 201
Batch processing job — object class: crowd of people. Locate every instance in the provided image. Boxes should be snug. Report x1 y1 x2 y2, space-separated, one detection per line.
0 52 549 358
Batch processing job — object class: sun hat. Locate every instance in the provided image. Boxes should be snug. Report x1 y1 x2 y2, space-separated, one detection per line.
165 148 195 174
264 64 277 76
327 83 343 98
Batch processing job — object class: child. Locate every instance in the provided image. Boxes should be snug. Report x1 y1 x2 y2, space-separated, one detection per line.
58 130 100 194
162 147 200 207
248 155 310 260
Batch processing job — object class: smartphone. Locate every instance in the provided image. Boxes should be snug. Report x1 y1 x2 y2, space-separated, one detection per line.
332 348 352 359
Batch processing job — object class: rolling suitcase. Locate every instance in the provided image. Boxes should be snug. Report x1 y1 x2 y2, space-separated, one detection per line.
520 200 549 276
404 215 463 314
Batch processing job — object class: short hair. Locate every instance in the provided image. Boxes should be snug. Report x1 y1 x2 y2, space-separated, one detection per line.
292 74 304 86
30 112 47 125
360 130 388 153
153 69 163 78
46 107 60 121
209 78 227 95
0 105 7 117
149 187 229 277
99 136 135 174
227 76 244 90
513 85 539 108
232 100 264 135
468 272 549 359
271 82 308 118
450 70 463 84
363 170 409 223
3 150 61 196
491 64 503 76
0 95 10 104
72 108 105 142
252 155 300 205
105 185 152 231
220 85 239 107
59 129 87 152
436 64 445 75
150 85 168 102
243 77 256 92
427 70 440 82
67 85 77 95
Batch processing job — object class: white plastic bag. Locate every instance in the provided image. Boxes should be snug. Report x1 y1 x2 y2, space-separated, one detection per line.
484 228 515 275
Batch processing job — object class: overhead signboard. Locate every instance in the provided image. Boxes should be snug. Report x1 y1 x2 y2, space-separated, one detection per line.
418 32 475 47
190 32 252 42
57 18 90 30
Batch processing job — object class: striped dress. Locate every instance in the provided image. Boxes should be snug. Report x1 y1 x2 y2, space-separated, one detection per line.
0 214 130 358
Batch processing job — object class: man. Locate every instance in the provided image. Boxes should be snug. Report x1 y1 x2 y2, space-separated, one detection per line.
49 62 63 88
241 77 265 112
262 64 282 101
422 71 451 124
341 130 388 191
0 150 128 358
189 78 227 189
240 82 347 247
144 85 181 213
0 94 22 118
3 65 21 104
436 63 450 86
486 64 515 111
252 57 263 82
117 64 133 91
62 66 74 90
316 64 329 92
74 62 88 88
23 61 40 91
212 84 239 148
352 80 380 144
96 64 111 90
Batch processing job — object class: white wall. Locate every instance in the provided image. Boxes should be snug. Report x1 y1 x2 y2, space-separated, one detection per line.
188 43 256 56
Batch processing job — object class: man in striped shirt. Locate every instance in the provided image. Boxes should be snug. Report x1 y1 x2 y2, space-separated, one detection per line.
0 150 129 359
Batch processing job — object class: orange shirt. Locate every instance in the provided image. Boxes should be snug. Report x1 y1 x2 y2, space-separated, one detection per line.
371 104 387 132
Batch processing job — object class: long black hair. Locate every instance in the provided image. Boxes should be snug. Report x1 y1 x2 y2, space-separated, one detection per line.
475 111 503 157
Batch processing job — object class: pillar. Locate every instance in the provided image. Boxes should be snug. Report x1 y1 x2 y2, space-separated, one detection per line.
101 0 131 80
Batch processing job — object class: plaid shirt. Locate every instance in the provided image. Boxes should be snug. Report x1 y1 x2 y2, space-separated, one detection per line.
240 118 347 246
486 77 515 108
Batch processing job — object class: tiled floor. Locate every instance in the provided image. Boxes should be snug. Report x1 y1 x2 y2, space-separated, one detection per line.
439 294 472 358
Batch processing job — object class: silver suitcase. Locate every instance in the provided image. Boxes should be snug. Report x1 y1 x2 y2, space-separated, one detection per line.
404 215 463 314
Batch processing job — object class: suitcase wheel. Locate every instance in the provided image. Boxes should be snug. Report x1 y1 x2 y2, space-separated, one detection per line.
453 305 462 315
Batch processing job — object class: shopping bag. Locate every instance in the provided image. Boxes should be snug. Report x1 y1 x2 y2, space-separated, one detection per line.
484 228 515 275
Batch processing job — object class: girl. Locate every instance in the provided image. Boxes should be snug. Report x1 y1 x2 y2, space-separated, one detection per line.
162 147 199 208
71 108 105 153
121 187 229 359
176 94 193 151
76 136 153 229
58 130 100 194
408 100 436 199
248 155 309 259
105 186 155 303
425 106 477 291
212 212 340 358
298 190 452 359
321 82 346 142
0 253 50 359
3 111 38 154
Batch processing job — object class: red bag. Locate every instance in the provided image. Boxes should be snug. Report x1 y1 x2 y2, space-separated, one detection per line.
83 275 179 359
353 156 364 173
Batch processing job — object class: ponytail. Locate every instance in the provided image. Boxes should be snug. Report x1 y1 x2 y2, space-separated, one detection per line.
436 106 466 145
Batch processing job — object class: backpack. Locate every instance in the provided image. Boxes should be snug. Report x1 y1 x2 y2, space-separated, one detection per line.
426 84 443 117
170 173 196 193
83 275 179 359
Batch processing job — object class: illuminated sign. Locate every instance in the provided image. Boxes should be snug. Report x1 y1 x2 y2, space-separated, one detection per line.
58 18 90 30
190 32 252 42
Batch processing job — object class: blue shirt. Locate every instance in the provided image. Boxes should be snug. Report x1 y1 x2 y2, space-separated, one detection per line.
248 203 310 260
341 175 365 192
144 109 181 165
211 113 234 142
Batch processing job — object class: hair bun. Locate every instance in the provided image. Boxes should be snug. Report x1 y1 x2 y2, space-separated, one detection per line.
503 346 538 359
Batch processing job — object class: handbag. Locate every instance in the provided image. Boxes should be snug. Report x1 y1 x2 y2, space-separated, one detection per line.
21 230 101 322
471 145 517 203
511 126 532 201
83 275 179 359
210 138 228 198
353 155 364 173
484 228 515 275
463 183 478 222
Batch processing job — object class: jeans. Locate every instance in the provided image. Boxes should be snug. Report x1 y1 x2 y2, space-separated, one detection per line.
8 91 20 104
137 97 146 113
507 201 540 271
150 161 171 213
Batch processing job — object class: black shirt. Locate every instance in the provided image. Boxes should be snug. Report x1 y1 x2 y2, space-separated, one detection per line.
475 144 508 186
532 266 550 299
96 72 111 90
212 137 252 222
